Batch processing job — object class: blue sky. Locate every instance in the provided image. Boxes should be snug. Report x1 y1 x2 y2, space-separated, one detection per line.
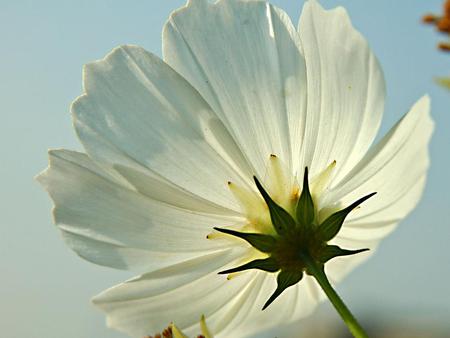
1 1 449 337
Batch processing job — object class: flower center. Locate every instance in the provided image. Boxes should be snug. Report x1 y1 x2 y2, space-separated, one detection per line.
212 155 375 309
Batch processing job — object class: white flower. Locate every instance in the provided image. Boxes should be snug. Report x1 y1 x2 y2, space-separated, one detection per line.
37 0 433 337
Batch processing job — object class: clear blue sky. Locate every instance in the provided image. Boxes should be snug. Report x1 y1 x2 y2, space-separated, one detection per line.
1 1 449 337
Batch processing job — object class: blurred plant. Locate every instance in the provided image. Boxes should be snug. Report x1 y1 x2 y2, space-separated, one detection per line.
423 0 450 51
423 0 450 89
436 77 450 89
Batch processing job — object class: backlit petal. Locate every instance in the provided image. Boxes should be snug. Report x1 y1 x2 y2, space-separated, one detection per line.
93 256 256 338
298 0 385 181
73 45 253 212
163 0 308 178
327 96 433 243
37 150 244 272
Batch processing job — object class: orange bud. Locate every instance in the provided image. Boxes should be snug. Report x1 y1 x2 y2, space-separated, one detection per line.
423 14 437 24
437 17 450 33
444 0 450 17
438 42 450 51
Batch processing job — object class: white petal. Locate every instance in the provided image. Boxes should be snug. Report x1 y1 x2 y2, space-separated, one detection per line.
327 96 433 242
211 274 267 336
93 256 257 338
328 96 434 224
163 0 308 177
37 150 244 272
113 164 237 216
73 45 253 212
93 264 320 338
326 237 379 284
231 273 320 337
298 0 385 180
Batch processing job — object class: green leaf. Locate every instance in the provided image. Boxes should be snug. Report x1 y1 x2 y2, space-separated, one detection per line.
296 167 315 227
213 227 277 253
262 270 303 310
317 192 376 241
318 245 369 263
218 257 279 275
254 176 296 236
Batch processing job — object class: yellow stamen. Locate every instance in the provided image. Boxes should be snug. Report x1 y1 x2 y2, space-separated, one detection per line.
206 231 227 240
200 315 213 338
227 181 272 233
267 154 287 201
170 323 188 338
311 160 336 198
266 154 298 212
226 249 269 280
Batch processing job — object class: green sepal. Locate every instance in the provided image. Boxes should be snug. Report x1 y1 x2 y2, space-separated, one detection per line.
296 167 315 228
218 257 279 275
254 176 296 236
317 192 377 242
318 245 369 263
213 227 277 253
262 270 303 310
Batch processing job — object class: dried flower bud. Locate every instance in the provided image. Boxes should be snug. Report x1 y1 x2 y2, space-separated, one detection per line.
423 14 438 24
145 326 173 338
423 1 450 52
438 42 450 51
444 0 450 17
144 317 212 338
437 17 450 33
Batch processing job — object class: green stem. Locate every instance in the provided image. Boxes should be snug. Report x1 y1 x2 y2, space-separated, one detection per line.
302 254 368 338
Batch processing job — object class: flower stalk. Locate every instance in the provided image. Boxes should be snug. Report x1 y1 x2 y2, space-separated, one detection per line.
301 253 368 338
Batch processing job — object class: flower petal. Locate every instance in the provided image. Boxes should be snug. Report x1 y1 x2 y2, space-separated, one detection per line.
73 45 253 212
327 95 433 242
327 96 434 226
298 0 385 180
37 150 244 272
94 265 320 338
231 273 320 336
112 164 236 216
93 257 257 338
326 237 379 284
163 0 308 177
